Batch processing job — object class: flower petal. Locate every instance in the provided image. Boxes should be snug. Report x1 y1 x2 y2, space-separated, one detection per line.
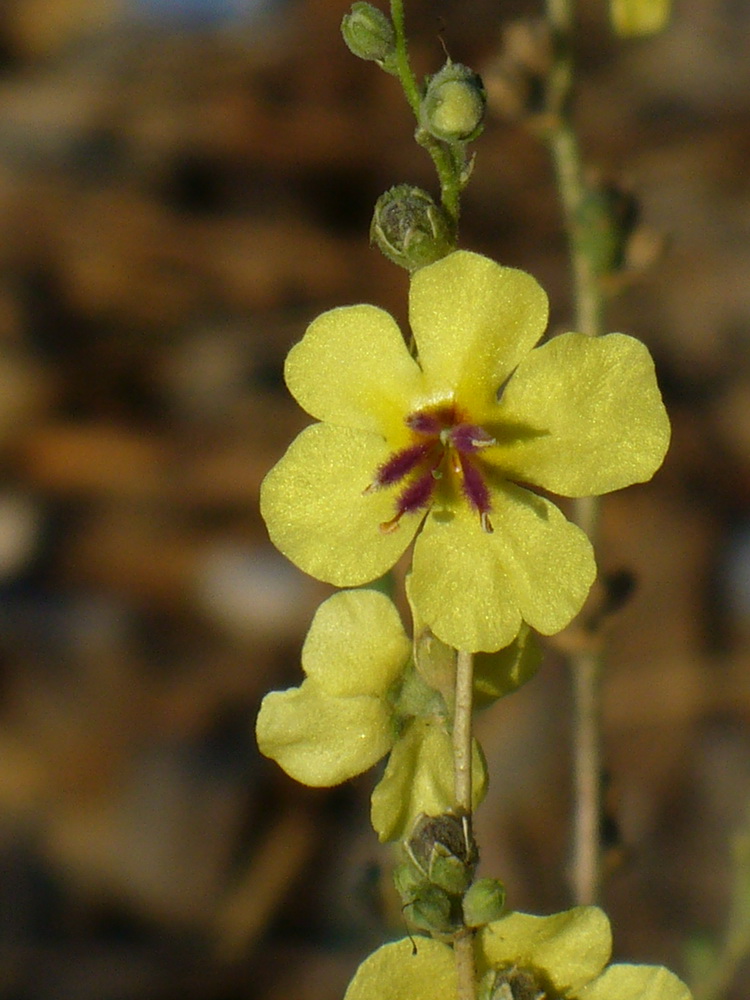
260 423 420 586
370 718 487 842
473 624 542 708
302 589 411 698
256 679 393 786
479 907 612 995
493 332 670 496
409 251 548 411
343 938 456 1000
285 304 423 438
409 487 595 652
580 964 693 1000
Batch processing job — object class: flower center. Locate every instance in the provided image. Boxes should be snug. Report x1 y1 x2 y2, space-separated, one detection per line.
366 403 496 534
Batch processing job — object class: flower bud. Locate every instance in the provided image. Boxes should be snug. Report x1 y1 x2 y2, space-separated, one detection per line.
462 877 506 928
341 2 396 70
371 185 455 271
420 62 486 143
405 883 456 935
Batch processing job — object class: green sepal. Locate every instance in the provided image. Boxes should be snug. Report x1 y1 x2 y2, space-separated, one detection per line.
404 883 457 936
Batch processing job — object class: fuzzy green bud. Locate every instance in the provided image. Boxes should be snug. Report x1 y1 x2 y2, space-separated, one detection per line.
341 3 397 70
461 877 506 928
370 185 455 271
420 62 486 143
405 884 457 936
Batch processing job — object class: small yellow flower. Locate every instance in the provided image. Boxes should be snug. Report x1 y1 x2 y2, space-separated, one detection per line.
261 251 669 652
256 588 492 839
343 907 693 1000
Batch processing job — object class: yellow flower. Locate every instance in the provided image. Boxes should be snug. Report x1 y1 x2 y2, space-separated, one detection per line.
261 251 669 652
343 907 692 1000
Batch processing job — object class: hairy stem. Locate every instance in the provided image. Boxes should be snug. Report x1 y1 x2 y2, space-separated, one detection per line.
544 0 605 905
390 0 461 237
453 648 476 1000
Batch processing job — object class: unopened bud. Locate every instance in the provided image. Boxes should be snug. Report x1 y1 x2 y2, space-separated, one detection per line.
371 185 455 271
462 877 506 928
341 2 396 70
420 62 486 143
406 883 456 935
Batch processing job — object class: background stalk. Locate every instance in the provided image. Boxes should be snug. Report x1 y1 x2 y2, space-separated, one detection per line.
544 0 606 905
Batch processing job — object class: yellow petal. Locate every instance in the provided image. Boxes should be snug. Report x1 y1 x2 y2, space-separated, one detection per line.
473 623 542 708
260 423 420 586
302 589 411 698
409 251 548 411
479 907 612 995
343 938 456 1000
493 332 670 496
370 718 487 842
256 679 394 786
409 488 595 652
285 304 423 439
581 964 693 1000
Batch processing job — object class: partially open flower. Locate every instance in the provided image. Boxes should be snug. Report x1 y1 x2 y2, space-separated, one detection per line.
255 588 492 840
261 251 670 652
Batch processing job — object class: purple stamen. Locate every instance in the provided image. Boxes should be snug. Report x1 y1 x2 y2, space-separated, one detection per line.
397 469 438 515
379 469 437 534
460 455 492 515
371 442 431 488
448 423 496 454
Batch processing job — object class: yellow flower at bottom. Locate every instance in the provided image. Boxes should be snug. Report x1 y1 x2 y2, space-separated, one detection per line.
261 251 670 652
343 907 692 1000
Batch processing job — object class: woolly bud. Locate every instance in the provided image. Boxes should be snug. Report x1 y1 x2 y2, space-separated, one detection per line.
462 877 507 928
420 62 486 143
341 2 396 71
370 185 454 271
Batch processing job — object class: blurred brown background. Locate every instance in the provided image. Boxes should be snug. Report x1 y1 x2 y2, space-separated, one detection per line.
0 0 748 997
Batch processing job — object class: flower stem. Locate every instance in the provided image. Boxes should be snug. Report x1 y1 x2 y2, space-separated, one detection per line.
453 648 476 1000
389 0 460 238
543 0 606 905
453 649 474 812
